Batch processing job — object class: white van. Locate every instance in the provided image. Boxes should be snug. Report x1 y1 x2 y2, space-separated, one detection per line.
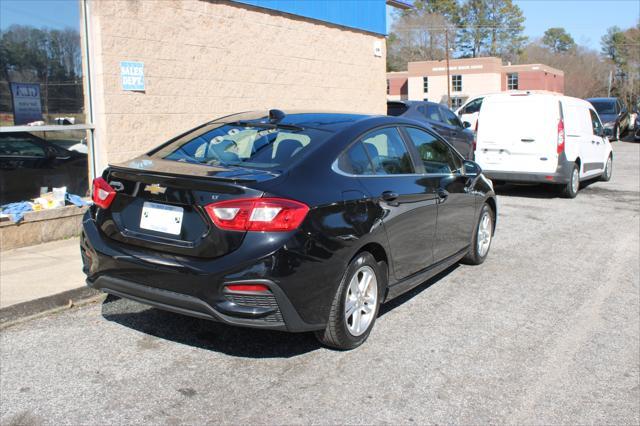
474 92 613 198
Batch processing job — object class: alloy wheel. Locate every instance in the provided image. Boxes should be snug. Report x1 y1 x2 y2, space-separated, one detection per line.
344 265 378 337
477 211 492 257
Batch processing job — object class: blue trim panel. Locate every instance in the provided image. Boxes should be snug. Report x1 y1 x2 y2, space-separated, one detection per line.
232 0 387 35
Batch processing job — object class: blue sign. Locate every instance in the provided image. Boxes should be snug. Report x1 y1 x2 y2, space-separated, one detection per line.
10 82 43 125
120 61 145 91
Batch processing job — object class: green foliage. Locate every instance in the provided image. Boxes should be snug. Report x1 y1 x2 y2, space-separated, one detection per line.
542 27 576 53
458 0 527 61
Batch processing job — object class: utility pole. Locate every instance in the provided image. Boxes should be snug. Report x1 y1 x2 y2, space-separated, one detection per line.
607 69 612 98
445 28 451 109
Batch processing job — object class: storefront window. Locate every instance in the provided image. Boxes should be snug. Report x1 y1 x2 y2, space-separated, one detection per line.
0 0 90 207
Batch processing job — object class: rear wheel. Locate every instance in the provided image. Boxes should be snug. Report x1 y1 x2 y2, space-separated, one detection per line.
315 252 384 350
561 163 580 198
463 203 494 265
601 155 613 182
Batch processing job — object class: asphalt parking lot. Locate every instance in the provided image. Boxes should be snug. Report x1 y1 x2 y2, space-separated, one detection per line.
1 139 638 425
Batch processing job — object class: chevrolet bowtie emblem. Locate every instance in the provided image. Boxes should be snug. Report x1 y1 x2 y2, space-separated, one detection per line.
144 184 167 195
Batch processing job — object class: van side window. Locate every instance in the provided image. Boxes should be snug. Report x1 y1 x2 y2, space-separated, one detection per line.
589 109 603 136
404 127 461 174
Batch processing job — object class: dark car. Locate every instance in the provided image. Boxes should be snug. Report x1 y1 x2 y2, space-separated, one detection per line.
387 100 475 160
81 110 496 349
0 132 88 204
586 97 630 141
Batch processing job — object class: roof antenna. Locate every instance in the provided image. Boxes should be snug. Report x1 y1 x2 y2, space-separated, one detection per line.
269 109 285 123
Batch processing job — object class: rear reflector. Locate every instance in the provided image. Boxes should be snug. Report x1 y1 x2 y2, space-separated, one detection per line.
205 197 309 232
225 284 270 293
92 177 116 209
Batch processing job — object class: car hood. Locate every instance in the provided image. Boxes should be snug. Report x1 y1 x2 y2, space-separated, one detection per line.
111 155 280 183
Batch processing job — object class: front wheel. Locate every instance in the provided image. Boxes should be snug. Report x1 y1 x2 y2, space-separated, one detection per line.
463 203 494 265
315 252 384 350
601 155 613 182
614 125 621 141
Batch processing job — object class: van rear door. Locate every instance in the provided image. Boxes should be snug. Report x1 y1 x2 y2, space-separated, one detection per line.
475 94 558 174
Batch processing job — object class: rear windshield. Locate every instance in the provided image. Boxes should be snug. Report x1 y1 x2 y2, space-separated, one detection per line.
151 123 331 170
589 101 616 115
387 103 408 116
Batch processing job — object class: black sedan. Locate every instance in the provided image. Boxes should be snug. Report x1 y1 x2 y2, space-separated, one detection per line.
81 110 497 349
388 100 475 160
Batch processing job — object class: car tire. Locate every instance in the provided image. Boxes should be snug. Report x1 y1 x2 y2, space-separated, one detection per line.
601 155 613 182
614 125 621 141
462 203 494 265
561 163 580 198
315 252 384 350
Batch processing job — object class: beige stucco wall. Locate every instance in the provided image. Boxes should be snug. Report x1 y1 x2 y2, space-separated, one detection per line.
84 0 387 171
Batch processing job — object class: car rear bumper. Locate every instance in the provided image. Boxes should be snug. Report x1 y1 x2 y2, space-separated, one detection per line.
81 212 325 332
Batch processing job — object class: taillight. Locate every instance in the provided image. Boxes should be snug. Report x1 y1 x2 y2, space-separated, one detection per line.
557 119 565 154
204 197 309 232
92 177 116 209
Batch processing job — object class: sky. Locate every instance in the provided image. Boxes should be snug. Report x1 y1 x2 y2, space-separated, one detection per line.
386 0 639 51
0 0 80 31
1 0 638 52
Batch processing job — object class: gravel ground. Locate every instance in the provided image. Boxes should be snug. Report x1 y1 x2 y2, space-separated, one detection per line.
1 140 638 425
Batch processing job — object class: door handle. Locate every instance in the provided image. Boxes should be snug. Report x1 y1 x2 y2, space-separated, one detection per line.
437 188 449 202
381 191 398 202
521 138 535 142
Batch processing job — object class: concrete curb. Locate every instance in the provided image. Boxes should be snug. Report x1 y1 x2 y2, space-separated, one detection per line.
0 287 104 329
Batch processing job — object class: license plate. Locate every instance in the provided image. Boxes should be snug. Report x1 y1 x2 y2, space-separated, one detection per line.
140 202 184 235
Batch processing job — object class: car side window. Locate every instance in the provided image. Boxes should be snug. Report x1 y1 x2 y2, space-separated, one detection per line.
360 127 414 175
404 127 461 174
589 109 603 136
337 141 375 175
424 104 443 122
0 139 46 157
441 107 463 127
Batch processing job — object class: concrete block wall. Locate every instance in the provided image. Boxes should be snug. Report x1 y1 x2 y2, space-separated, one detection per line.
85 0 387 169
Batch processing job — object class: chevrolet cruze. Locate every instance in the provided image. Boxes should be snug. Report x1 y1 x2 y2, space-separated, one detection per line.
81 110 497 349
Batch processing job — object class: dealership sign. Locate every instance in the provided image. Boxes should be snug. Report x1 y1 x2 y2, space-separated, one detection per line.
120 61 145 91
10 82 43 125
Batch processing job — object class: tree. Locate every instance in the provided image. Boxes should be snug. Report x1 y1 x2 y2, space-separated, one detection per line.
387 0 460 70
459 0 490 57
601 23 640 105
458 0 527 61
519 41 610 99
542 27 576 53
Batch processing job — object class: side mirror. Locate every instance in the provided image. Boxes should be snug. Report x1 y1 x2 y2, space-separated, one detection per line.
463 159 481 176
463 121 472 129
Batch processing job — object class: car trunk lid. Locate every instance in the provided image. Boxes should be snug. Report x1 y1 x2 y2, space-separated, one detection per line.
97 157 276 258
